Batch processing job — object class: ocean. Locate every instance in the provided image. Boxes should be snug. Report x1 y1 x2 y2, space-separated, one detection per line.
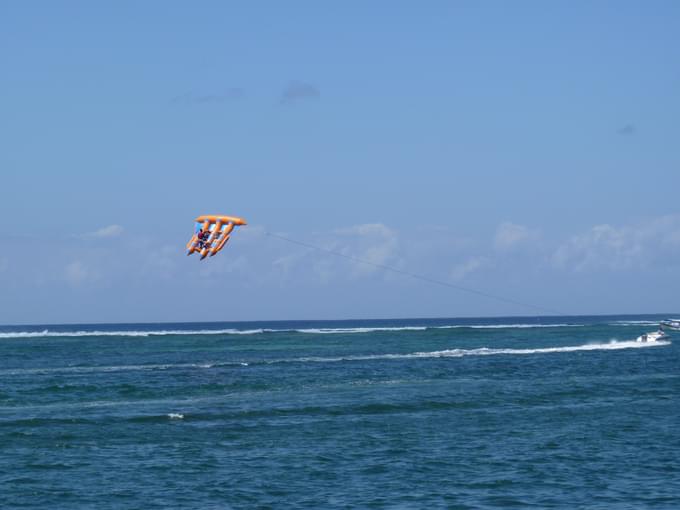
1 315 679 509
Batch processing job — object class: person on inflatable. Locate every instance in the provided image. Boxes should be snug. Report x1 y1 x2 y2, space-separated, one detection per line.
197 229 208 249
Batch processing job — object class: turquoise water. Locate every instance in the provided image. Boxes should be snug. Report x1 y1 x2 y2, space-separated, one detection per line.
1 315 679 508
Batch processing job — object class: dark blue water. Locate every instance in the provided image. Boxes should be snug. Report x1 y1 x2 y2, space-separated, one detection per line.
1 315 679 508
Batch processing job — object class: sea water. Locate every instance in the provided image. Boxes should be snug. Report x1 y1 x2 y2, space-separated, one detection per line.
1 315 679 508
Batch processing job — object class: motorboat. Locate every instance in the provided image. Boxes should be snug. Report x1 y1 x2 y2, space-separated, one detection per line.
660 319 680 330
636 329 670 343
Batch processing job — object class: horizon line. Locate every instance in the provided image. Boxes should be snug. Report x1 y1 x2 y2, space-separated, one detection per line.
1 312 676 329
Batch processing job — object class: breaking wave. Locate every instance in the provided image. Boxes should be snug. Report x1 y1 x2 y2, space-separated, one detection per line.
297 327 427 334
0 323 589 339
0 361 248 376
608 320 662 326
0 329 267 339
435 324 582 330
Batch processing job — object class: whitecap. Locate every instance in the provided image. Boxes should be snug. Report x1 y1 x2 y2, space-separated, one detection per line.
0 323 591 339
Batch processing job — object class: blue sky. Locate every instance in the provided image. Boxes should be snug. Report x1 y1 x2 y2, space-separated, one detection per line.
1 1 679 324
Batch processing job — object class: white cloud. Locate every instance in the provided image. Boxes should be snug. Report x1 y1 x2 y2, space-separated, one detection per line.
86 225 124 238
261 223 401 284
333 223 399 276
552 215 680 272
494 222 537 251
450 256 488 281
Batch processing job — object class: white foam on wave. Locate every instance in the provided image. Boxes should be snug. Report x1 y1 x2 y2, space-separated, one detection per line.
0 328 266 339
609 320 661 326
294 324 582 334
436 323 583 329
403 340 671 358
3 339 668 376
0 361 247 376
167 413 184 420
296 326 428 334
0 321 651 339
297 339 671 363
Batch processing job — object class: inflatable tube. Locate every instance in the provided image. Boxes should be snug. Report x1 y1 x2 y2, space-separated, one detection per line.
187 215 246 260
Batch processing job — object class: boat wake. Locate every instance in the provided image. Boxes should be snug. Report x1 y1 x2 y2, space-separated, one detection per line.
1 339 669 376
300 339 671 363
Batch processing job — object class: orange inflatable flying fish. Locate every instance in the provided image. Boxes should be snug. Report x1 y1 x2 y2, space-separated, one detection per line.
186 215 247 260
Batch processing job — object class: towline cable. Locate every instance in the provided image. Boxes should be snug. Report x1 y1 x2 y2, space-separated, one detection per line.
265 231 564 317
